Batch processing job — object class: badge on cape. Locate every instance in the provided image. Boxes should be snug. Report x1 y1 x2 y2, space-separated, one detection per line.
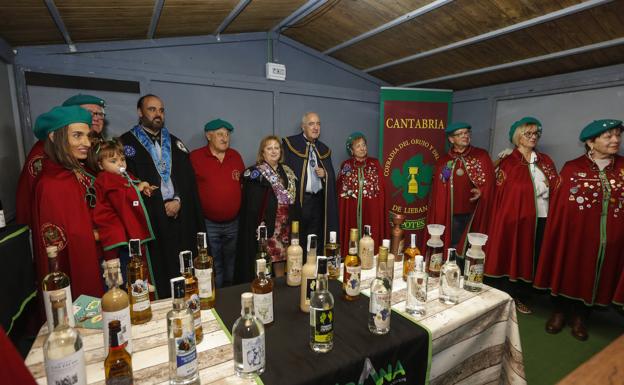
250 170 260 179
28 155 44 178
124 145 136 158
456 168 465 177
41 222 67 252
243 169 251 178
176 140 189 153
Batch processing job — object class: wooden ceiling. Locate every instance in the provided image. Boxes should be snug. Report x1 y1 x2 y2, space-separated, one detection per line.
1 0 623 90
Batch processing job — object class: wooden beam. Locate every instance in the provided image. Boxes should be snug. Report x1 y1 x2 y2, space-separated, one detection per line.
271 0 328 33
43 0 75 51
215 0 252 36
147 0 165 39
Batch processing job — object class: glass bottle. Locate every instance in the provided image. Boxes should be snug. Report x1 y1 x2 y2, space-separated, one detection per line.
310 256 334 353
440 248 461 305
300 234 318 313
232 292 265 378
104 319 133 385
359 224 374 270
325 231 341 280
256 224 272 278
0 199 5 229
179 250 203 344
252 259 274 326
369 246 392 335
194 232 216 309
403 233 420 281
286 221 303 287
102 259 132 353
382 239 395 283
425 224 445 278
464 233 488 292
167 277 199 385
406 255 427 316
343 228 361 301
42 245 74 329
126 239 152 324
44 290 87 385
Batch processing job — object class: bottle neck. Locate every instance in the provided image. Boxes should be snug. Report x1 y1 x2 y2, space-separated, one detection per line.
51 304 68 330
197 248 209 260
348 240 357 254
48 256 60 273
172 297 186 310
257 270 267 281
291 232 299 244
377 261 388 278
109 330 122 348
107 271 120 289
307 249 317 264
242 302 254 317
316 272 328 291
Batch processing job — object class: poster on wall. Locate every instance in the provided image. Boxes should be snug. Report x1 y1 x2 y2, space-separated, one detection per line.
379 87 452 241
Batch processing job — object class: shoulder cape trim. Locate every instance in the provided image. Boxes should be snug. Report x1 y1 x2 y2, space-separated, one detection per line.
283 137 308 158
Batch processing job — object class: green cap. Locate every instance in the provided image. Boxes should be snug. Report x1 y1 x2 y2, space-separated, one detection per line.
509 117 542 143
33 106 92 140
346 131 366 155
204 118 234 132
445 121 471 135
579 119 623 142
62 94 106 107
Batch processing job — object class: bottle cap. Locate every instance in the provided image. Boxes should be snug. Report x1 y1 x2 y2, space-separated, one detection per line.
179 250 193 273
329 231 337 243
256 258 266 273
241 292 253 308
307 234 317 252
257 224 267 240
291 221 299 233
316 256 327 275
129 239 141 256
45 245 58 258
410 233 417 247
364 224 371 236
170 277 186 299
447 247 457 261
349 228 358 241
415 255 424 265
382 239 390 248
197 232 207 249
105 258 121 270
378 246 388 262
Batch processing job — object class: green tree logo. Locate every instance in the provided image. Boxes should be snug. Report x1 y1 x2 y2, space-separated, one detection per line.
391 154 433 204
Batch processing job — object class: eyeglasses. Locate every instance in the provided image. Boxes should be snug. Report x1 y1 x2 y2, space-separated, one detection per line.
89 111 106 119
523 131 541 139
451 130 471 137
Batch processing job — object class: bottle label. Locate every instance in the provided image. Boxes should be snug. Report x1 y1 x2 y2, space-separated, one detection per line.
310 308 334 343
45 346 86 385
106 376 133 385
253 292 274 324
360 244 374 267
186 294 202 329
429 253 443 272
305 277 317 301
467 263 484 284
344 266 361 296
195 268 213 298
241 335 265 373
102 307 132 353
175 331 198 377
0 210 5 228
286 256 302 283
44 287 75 330
370 292 391 329
130 278 150 312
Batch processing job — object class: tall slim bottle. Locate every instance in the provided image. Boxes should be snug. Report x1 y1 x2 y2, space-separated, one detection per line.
343 228 361 301
252 259 274 326
104 320 133 384
179 251 203 344
325 231 341 280
359 225 374 270
256 224 272 278
286 221 303 286
44 290 86 385
369 246 391 335
42 245 74 329
382 239 395 282
300 234 318 312
403 234 421 281
126 239 152 324
406 255 427 316
102 259 132 353
232 292 265 378
310 257 334 353
167 277 199 385
195 232 216 309
440 248 461 305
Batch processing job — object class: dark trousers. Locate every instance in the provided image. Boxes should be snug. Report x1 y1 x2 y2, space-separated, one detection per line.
300 191 324 262
551 296 591 318
452 213 471 274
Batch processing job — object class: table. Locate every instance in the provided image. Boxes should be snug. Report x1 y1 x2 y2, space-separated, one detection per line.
557 334 624 385
25 261 526 385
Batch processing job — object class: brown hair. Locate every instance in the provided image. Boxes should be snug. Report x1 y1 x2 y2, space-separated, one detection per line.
256 135 283 165
87 138 124 171
44 126 83 170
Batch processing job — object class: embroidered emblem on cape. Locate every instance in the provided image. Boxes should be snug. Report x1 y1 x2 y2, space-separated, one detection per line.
28 155 44 178
250 170 260 180
232 170 240 181
41 223 67 252
243 169 251 178
176 140 189 153
124 145 136 158
341 163 352 175
495 169 506 186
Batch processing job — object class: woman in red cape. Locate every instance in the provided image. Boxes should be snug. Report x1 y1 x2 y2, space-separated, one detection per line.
337 132 387 258
485 117 558 314
534 119 624 340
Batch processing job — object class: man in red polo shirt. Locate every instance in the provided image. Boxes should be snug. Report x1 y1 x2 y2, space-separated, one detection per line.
190 119 244 287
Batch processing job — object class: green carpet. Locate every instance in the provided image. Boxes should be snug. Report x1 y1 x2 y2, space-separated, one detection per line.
517 293 624 385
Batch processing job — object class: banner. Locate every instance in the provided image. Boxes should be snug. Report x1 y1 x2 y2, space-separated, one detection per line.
379 87 453 240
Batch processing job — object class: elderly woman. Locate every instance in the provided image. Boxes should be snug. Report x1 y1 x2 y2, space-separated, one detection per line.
337 132 386 257
234 136 299 283
484 117 559 314
534 119 624 340
32 105 104 298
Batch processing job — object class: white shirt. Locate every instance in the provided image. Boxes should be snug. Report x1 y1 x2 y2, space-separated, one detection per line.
529 152 549 218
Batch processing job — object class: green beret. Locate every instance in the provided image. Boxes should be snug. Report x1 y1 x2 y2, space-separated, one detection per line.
62 94 106 108
33 106 92 140
204 119 234 132
346 131 366 155
445 122 471 135
579 119 623 142
509 116 542 143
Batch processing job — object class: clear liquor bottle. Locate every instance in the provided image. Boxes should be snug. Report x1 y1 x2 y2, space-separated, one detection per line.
310 256 334 353
382 239 396 283
104 320 133 384
44 290 86 385
403 234 421 281
406 255 427 316
167 277 199 385
179 250 203 344
252 259 274 326
369 246 392 335
256 224 272 278
359 225 374 270
42 245 74 329
102 259 132 353
300 234 318 312
440 248 461 305
233 292 265 378
286 221 303 286
126 239 152 324
325 231 341 280
194 232 216 309
343 228 361 301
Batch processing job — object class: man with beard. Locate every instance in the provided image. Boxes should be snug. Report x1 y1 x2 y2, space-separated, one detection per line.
121 94 205 298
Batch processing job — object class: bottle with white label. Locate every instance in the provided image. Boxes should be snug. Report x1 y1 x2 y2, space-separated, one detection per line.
252 258 274 326
233 292 266 378
167 277 199 385
325 231 341 280
0 199 5 229
179 250 203 344
359 225 374 270
44 290 86 385
126 239 152 324
425 224 445 279
382 239 396 283
300 234 318 313
464 233 488 292
194 232 216 309
42 245 74 329
369 246 392 335
102 259 132 353
343 228 361 301
310 256 334 353
406 255 427 316
286 221 303 287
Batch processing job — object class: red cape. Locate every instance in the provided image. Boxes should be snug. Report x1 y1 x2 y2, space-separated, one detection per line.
15 140 45 226
33 159 104 298
337 157 387 256
484 149 559 281
534 155 624 306
425 146 495 255
0 327 36 385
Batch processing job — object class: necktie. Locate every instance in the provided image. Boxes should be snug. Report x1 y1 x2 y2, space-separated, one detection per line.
308 144 322 193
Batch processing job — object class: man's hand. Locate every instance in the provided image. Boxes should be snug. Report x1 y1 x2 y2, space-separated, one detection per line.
469 188 481 202
315 167 326 178
165 200 181 218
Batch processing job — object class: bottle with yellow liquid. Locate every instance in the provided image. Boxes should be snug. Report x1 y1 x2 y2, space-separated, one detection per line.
127 239 152 324
179 251 203 344
402 234 421 281
194 232 216 310
343 228 361 301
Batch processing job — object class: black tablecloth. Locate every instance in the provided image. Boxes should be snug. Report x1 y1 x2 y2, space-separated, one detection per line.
215 277 430 385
